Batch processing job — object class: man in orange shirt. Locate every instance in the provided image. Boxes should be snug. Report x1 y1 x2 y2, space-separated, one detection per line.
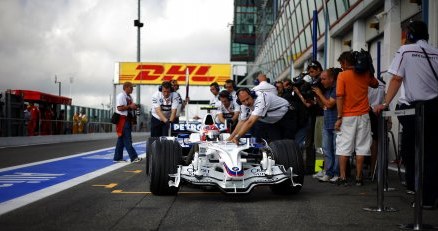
335 51 378 186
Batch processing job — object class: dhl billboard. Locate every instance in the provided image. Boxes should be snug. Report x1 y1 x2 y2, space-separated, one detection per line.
116 62 231 86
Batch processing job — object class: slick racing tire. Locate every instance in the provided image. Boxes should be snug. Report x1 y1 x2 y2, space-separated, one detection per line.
146 137 159 176
149 139 182 195
269 139 304 194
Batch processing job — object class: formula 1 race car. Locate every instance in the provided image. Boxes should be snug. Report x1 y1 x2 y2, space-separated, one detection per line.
146 114 304 195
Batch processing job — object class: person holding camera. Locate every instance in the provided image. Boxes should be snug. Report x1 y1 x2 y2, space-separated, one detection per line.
293 60 323 174
335 51 378 186
312 68 341 182
151 81 180 137
228 88 296 144
113 81 142 163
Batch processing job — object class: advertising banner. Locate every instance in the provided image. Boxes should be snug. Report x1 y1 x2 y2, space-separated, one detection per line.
117 62 231 85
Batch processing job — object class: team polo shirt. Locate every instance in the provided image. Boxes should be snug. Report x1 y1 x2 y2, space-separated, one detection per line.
336 69 378 117
239 91 289 124
174 91 183 117
151 91 179 120
388 40 438 102
217 101 240 119
252 81 278 95
116 91 134 116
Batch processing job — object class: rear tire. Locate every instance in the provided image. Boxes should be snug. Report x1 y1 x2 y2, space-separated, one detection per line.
149 139 182 195
269 139 304 194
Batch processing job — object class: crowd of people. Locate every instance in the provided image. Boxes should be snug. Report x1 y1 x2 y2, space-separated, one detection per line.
24 103 87 136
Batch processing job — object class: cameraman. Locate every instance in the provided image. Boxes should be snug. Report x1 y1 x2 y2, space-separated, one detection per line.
335 51 378 186
150 81 180 137
293 60 323 174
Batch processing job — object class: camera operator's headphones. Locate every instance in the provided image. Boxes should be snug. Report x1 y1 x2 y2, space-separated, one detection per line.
158 81 174 92
224 79 237 90
235 88 257 105
218 90 233 102
406 20 429 43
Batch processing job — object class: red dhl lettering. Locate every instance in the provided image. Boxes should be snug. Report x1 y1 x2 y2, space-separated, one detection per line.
133 65 216 82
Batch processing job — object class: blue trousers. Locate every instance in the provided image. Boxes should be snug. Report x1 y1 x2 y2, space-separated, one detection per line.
114 121 138 161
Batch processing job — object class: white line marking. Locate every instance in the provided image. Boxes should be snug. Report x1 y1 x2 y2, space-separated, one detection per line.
0 142 146 215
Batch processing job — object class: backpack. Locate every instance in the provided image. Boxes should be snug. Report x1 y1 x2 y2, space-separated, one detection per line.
353 49 375 75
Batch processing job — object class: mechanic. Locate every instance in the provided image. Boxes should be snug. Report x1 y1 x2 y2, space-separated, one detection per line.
150 81 180 137
252 72 277 95
113 81 142 163
207 82 222 121
224 79 238 101
170 80 188 123
228 88 296 144
374 21 438 209
216 90 240 133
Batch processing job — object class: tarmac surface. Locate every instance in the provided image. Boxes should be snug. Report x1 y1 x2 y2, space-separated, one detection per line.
0 135 436 231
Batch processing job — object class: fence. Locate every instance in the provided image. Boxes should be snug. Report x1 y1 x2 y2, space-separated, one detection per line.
0 117 113 137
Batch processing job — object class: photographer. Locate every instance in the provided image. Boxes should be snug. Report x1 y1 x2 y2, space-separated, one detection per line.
150 81 180 137
113 82 142 163
312 68 341 182
293 60 323 174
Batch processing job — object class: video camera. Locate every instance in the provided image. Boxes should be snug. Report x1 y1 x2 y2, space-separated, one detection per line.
292 72 322 100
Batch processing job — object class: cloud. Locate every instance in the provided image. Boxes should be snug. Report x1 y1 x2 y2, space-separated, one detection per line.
0 0 233 108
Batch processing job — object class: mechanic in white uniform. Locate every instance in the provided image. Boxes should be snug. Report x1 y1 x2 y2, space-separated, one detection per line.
216 90 240 133
150 81 180 137
228 87 296 144
252 72 277 95
374 21 438 208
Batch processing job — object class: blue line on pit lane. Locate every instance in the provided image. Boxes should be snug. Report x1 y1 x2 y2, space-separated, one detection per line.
0 142 146 204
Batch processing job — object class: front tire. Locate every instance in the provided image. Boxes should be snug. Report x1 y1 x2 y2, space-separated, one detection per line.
146 137 159 176
269 139 304 194
149 139 182 195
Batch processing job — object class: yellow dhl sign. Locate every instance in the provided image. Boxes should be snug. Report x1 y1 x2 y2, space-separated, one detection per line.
118 62 231 85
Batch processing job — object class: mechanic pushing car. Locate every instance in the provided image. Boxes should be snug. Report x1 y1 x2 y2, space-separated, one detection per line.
150 81 180 137
227 87 297 144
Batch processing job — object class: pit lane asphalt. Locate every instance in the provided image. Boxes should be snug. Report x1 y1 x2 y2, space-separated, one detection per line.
0 138 436 230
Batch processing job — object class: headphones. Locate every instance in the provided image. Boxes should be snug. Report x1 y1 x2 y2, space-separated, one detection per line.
158 81 173 92
235 88 257 105
210 82 220 92
218 90 233 102
406 20 429 43
224 79 237 90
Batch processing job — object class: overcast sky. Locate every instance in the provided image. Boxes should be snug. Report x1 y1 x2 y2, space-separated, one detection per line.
0 0 234 109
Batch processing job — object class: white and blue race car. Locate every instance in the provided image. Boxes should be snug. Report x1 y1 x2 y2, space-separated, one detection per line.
146 113 304 195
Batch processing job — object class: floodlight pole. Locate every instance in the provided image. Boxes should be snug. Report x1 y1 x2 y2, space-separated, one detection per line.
55 75 61 96
134 0 144 131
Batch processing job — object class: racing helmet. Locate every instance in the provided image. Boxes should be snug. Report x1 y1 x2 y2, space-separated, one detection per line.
201 125 220 141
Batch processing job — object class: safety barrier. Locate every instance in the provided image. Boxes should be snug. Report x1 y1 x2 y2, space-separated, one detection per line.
363 104 437 230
